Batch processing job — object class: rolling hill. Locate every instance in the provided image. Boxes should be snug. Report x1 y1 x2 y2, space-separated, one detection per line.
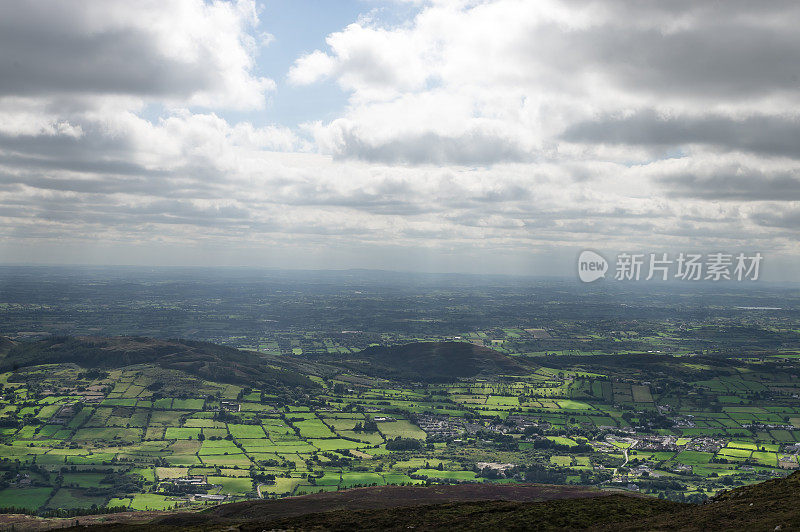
0 336 318 390
325 341 532 382
0 337 531 389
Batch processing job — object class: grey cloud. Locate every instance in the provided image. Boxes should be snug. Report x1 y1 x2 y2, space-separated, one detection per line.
332 129 533 166
27 197 252 229
0 26 217 98
599 26 800 98
570 0 800 21
516 15 800 100
263 177 436 215
750 207 800 230
0 153 167 178
658 167 800 201
0 172 154 195
0 164 220 197
267 174 538 214
562 111 800 158
0 1 265 103
0 130 133 161
445 213 530 230
0 126 226 198
278 193 433 216
0 170 228 199
445 205 680 236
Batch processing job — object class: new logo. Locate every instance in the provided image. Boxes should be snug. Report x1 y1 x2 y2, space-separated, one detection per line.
577 250 608 283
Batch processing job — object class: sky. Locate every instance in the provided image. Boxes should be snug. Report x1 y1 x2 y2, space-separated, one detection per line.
0 0 799 279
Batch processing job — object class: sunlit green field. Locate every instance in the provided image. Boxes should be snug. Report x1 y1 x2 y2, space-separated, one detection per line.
3 346 800 515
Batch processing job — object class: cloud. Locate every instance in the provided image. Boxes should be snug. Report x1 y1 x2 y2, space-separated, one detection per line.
292 0 800 167
750 206 800 230
0 0 798 272
0 0 274 110
288 50 337 86
563 111 800 158
326 127 534 165
547 24 800 100
658 165 800 202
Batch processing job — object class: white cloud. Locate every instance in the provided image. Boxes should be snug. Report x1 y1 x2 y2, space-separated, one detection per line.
288 50 337 86
291 0 800 166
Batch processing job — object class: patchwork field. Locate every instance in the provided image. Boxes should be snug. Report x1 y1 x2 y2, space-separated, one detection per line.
2 338 800 517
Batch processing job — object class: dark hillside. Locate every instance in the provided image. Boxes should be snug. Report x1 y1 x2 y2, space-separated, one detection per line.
8 472 800 530
326 341 531 382
612 469 800 531
0 336 15 356
0 336 317 389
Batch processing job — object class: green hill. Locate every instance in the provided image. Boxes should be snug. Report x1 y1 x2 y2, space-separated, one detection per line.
324 341 531 382
0 337 530 389
0 336 317 390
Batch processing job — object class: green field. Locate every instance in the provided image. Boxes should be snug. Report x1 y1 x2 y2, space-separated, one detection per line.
0 488 52 510
3 333 800 515
413 469 478 480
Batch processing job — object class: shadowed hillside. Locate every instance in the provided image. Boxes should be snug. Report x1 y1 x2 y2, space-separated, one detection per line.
0 336 318 390
325 341 532 382
40 471 800 531
611 469 800 531
237 471 800 532
1 483 653 531
0 337 530 388
0 336 15 357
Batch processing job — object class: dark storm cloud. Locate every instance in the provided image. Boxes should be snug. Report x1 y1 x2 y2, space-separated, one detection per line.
563 112 800 158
